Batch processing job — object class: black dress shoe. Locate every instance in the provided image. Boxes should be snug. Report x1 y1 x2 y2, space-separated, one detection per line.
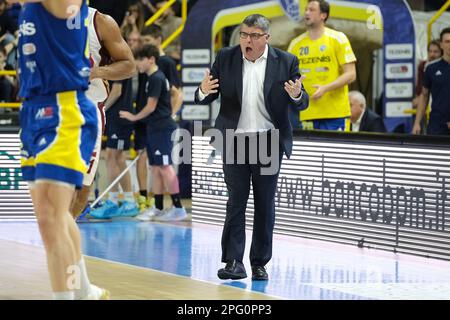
251 266 268 281
217 260 247 280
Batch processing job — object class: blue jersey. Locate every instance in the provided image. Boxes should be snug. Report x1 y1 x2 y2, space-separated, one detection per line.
18 1 90 99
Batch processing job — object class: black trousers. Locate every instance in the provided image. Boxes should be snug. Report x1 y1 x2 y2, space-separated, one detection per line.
221 130 283 267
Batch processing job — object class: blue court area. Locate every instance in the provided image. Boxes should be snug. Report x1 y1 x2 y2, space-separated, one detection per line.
1 219 450 300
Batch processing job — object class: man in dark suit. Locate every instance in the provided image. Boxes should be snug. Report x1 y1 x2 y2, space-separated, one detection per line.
349 90 386 133
194 14 308 281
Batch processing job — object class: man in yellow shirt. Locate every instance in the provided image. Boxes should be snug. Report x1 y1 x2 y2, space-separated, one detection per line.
288 0 356 130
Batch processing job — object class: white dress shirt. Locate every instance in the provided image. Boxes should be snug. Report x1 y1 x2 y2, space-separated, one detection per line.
198 45 302 132
351 110 365 132
235 45 274 133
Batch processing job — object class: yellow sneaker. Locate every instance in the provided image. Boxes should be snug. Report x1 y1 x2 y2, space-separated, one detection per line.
137 195 147 213
146 196 155 208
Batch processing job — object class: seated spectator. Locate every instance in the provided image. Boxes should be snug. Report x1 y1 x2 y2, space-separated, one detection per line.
349 90 386 133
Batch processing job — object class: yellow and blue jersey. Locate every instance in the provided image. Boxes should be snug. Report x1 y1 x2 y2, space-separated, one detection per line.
18 1 97 188
288 27 356 121
17 1 91 99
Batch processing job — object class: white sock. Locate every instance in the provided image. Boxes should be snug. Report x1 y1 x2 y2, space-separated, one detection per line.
123 192 135 203
74 257 91 300
108 192 119 205
53 291 75 300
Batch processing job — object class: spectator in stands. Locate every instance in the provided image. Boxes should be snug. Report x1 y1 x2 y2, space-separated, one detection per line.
153 0 182 64
412 28 450 136
127 30 142 52
349 91 385 133
287 0 356 131
120 3 145 40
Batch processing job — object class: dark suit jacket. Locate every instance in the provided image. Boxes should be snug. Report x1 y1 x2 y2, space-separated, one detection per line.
194 45 308 158
359 109 386 133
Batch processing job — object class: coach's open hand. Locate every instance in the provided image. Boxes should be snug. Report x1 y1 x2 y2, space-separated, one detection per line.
199 69 219 95
284 75 305 99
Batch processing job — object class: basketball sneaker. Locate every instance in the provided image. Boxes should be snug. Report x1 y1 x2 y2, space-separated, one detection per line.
136 206 164 221
137 195 156 213
114 200 139 217
89 200 118 219
153 207 188 222
137 195 147 213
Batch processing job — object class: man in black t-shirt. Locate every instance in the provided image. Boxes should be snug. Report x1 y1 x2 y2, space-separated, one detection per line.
413 28 450 136
120 44 187 222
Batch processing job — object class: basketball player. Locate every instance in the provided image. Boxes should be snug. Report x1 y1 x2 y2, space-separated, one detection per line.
287 0 356 131
14 0 108 299
70 6 136 218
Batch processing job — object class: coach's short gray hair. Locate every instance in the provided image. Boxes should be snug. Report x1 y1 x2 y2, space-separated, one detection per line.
349 90 366 109
241 14 270 34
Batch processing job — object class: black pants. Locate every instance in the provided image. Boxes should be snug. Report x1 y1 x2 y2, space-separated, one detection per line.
221 130 283 267
427 120 450 136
